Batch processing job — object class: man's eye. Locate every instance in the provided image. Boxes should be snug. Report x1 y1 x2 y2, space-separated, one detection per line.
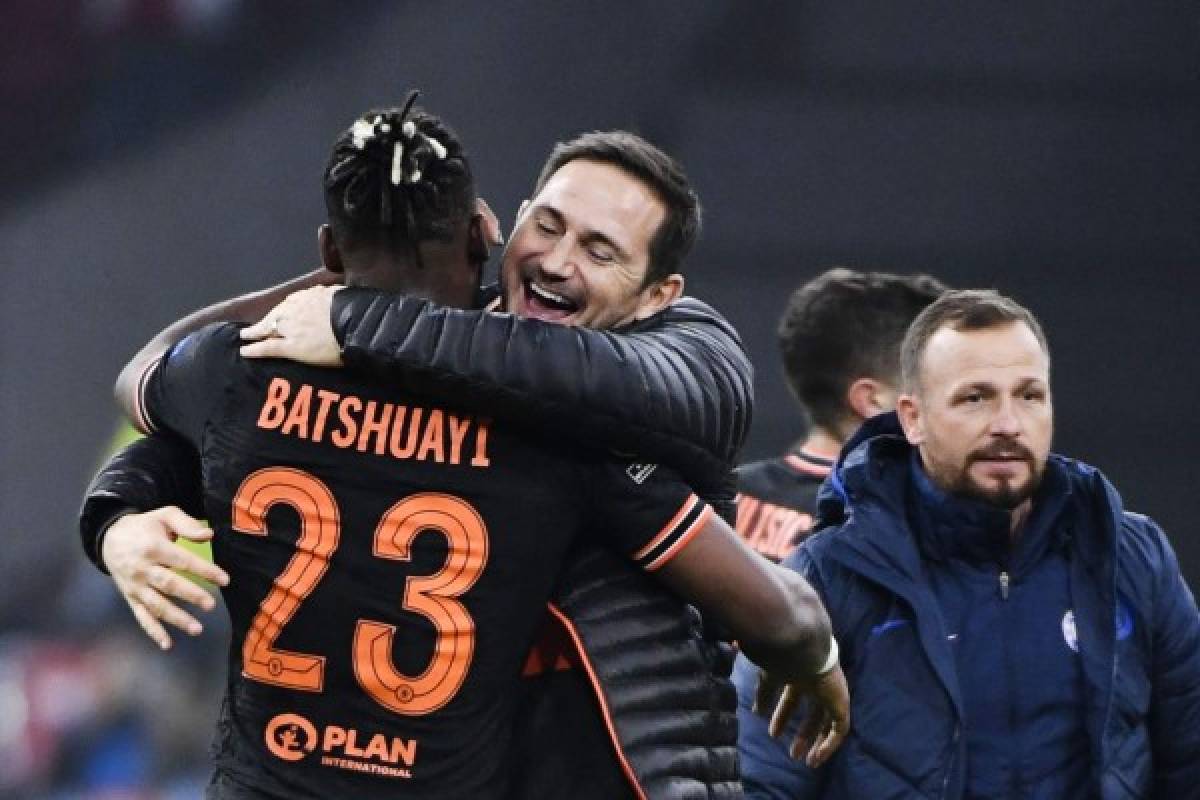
961 393 983 404
588 248 615 263
1023 390 1045 402
536 221 557 235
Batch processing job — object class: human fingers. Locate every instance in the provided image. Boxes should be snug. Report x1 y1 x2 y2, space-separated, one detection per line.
239 315 277 341
801 666 850 766
153 541 229 587
280 287 337 330
242 291 310 341
768 682 801 738
153 505 213 542
791 704 826 762
147 564 217 612
809 667 851 766
805 707 848 768
135 584 203 636
239 338 285 359
126 596 173 650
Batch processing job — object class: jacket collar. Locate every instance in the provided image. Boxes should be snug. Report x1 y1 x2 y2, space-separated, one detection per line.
908 451 1074 575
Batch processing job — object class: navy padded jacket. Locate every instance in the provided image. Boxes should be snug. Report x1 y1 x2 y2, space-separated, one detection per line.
739 413 1200 800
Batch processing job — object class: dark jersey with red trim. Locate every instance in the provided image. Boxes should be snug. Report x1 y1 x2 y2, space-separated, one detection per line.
138 323 712 800
734 450 832 562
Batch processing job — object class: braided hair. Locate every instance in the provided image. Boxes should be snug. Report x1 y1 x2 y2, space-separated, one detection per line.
323 91 475 261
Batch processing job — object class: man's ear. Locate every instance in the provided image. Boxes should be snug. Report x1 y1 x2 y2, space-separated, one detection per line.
468 197 503 264
476 198 503 245
467 218 489 265
846 378 897 423
895 392 924 445
318 224 344 274
633 273 685 321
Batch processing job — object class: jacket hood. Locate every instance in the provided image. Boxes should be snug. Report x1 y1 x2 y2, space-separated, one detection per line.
815 411 907 530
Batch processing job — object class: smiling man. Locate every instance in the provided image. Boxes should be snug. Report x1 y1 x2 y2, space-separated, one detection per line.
505 136 689 328
741 289 1200 799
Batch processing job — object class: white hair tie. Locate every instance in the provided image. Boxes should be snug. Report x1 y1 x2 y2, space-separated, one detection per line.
390 142 405 186
350 118 375 150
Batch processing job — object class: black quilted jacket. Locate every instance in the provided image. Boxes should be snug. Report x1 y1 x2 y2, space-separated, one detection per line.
81 291 754 799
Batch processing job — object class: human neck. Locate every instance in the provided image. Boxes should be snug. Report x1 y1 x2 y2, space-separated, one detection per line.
344 252 477 309
798 427 844 460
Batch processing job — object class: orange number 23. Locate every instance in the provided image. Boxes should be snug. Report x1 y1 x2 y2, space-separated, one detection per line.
231 467 489 715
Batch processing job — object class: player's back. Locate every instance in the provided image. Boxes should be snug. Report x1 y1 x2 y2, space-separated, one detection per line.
173 325 590 799
734 452 829 562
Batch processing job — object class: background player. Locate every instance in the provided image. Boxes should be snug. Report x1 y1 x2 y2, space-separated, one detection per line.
118 101 845 798
735 268 946 561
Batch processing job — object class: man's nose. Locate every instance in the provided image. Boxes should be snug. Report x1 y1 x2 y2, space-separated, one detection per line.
989 400 1021 437
539 234 576 279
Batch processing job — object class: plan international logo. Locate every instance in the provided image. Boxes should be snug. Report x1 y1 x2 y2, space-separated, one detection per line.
265 712 417 779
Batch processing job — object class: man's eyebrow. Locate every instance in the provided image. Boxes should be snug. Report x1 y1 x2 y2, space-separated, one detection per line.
531 204 566 226
954 381 997 394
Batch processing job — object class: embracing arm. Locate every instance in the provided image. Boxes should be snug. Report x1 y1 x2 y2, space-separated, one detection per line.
329 290 754 479
660 521 832 677
80 434 227 649
80 433 205 571
114 268 338 423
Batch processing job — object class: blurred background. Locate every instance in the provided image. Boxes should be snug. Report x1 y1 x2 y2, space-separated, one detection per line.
1 1 1197 795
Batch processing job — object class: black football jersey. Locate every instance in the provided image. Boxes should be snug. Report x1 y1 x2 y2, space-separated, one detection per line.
137 323 713 800
733 450 832 562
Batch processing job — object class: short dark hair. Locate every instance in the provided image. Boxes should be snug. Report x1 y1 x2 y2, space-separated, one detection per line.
900 289 1050 392
323 98 475 256
779 268 947 433
533 130 700 286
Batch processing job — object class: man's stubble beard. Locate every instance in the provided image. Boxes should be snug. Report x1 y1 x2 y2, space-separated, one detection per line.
925 441 1046 512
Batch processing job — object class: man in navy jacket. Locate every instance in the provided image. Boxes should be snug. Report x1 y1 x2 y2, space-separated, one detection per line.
739 289 1200 799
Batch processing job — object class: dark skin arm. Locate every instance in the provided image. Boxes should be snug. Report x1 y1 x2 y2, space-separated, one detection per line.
656 513 849 767
114 267 339 427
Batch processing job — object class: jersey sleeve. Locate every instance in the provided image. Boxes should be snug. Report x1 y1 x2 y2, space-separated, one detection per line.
134 322 241 446
584 460 714 572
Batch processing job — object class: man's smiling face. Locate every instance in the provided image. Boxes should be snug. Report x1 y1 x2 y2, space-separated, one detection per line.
501 159 677 330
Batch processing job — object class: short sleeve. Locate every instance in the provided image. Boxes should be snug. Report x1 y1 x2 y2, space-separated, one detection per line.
585 459 714 572
135 322 241 446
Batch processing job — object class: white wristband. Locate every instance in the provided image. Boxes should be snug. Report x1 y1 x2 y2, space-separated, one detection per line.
815 635 839 675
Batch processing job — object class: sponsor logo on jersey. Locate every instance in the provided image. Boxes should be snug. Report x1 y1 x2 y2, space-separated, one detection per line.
265 713 319 762
264 712 418 779
626 462 658 484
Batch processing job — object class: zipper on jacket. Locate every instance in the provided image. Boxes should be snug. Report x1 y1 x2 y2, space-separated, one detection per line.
999 562 1022 797
939 724 960 799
